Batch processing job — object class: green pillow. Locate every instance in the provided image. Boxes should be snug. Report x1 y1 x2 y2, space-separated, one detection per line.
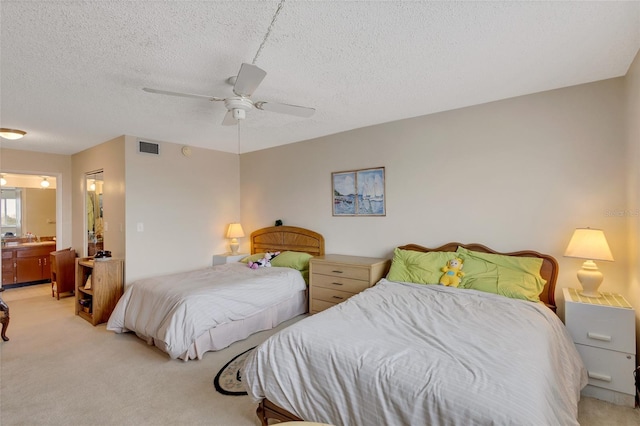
455 247 546 302
386 248 457 285
270 251 313 271
240 253 266 263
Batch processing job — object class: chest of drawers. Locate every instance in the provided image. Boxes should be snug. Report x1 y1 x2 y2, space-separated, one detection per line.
309 254 389 314
563 288 636 406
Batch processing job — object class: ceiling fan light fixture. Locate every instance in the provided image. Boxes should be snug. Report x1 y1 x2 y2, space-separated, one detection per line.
0 128 26 140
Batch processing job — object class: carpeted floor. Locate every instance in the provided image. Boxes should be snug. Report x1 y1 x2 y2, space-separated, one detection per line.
1 283 639 425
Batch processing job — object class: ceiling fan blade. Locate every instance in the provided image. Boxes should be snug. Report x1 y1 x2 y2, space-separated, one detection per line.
143 87 224 102
254 101 315 118
232 63 267 97
222 110 237 126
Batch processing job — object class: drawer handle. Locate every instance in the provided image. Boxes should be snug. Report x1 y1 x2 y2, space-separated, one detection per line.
587 332 611 342
332 296 344 300
588 371 612 382
331 270 343 274
331 282 343 286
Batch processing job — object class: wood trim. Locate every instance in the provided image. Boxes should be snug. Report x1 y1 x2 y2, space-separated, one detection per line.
397 242 558 312
257 399 302 426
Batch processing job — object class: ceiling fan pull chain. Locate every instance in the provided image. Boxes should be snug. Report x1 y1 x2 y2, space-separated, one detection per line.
252 0 286 65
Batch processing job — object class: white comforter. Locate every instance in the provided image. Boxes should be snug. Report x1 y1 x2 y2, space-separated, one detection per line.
107 263 306 359
244 279 587 426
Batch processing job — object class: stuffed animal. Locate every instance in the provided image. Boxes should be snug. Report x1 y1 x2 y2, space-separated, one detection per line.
439 257 465 287
248 251 281 269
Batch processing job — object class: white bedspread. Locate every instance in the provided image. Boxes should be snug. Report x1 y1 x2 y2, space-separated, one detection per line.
244 279 587 426
107 263 306 359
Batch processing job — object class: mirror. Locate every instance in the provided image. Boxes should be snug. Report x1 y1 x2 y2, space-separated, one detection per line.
86 170 103 256
0 174 57 244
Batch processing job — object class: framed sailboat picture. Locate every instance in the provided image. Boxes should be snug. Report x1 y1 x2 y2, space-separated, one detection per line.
332 167 385 216
332 171 357 216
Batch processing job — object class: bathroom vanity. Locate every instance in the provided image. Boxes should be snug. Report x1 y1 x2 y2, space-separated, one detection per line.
1 240 56 286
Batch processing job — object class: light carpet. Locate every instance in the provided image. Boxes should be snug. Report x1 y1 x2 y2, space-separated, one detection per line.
1 283 639 426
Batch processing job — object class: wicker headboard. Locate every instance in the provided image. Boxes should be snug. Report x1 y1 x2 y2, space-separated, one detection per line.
250 226 325 257
397 242 559 312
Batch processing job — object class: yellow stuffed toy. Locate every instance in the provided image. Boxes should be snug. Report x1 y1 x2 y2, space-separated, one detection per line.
439 257 465 287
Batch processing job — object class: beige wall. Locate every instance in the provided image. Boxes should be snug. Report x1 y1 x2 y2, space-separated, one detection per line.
241 77 629 320
124 137 240 281
72 136 126 260
625 49 640 353
24 188 56 237
0 148 72 249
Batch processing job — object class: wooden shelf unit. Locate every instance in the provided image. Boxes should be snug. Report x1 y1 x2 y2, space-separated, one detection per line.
75 257 124 326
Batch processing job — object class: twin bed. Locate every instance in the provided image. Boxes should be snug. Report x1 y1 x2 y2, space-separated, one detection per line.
242 242 587 426
106 227 586 424
106 226 324 360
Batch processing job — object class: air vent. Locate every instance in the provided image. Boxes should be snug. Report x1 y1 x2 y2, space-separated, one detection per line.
138 141 159 155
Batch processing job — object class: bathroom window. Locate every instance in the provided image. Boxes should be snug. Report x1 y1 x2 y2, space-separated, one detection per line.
1 188 22 237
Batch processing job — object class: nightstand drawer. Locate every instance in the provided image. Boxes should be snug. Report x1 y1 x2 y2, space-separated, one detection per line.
312 287 357 305
311 263 371 281
565 303 635 354
575 344 635 395
311 273 370 293
310 298 337 314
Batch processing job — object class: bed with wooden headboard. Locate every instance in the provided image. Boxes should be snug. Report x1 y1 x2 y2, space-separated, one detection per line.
107 226 324 360
244 242 585 426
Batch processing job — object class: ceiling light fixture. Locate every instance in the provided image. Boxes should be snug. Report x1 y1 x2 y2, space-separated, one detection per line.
0 128 26 140
40 177 50 188
0 175 6 186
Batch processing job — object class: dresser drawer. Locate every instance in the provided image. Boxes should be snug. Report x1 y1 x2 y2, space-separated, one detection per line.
575 344 635 395
311 263 370 281
565 303 635 354
310 298 337 314
312 287 358 305
311 273 370 293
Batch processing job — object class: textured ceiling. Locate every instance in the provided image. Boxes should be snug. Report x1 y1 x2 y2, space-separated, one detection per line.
1 1 639 155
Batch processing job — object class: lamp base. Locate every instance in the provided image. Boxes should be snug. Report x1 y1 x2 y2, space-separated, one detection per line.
229 239 239 255
577 260 604 298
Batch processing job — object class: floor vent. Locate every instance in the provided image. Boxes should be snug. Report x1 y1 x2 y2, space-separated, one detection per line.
138 141 159 155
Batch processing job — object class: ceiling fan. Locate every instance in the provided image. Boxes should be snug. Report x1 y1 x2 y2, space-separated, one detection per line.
143 63 315 126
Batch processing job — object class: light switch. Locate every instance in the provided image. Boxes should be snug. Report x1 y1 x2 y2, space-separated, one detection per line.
137 222 144 232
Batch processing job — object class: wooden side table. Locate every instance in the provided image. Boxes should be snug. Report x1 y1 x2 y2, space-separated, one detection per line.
0 287 9 341
309 254 390 314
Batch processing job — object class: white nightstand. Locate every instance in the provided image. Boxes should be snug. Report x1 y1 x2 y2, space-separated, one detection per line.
563 288 636 407
212 253 248 266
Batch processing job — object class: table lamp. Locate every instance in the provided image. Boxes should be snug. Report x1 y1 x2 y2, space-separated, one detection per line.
226 223 245 255
564 228 614 297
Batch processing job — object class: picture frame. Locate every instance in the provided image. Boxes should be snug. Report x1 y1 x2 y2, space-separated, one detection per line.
332 167 385 216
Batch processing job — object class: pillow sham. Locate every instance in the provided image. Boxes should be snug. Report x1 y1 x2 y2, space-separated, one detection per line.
455 246 546 302
386 248 457 285
240 253 266 264
270 251 313 271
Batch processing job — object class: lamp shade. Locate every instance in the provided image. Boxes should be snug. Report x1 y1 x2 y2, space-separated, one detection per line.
226 223 245 239
564 228 614 261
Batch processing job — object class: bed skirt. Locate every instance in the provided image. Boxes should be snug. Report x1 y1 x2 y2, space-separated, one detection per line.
178 289 307 360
